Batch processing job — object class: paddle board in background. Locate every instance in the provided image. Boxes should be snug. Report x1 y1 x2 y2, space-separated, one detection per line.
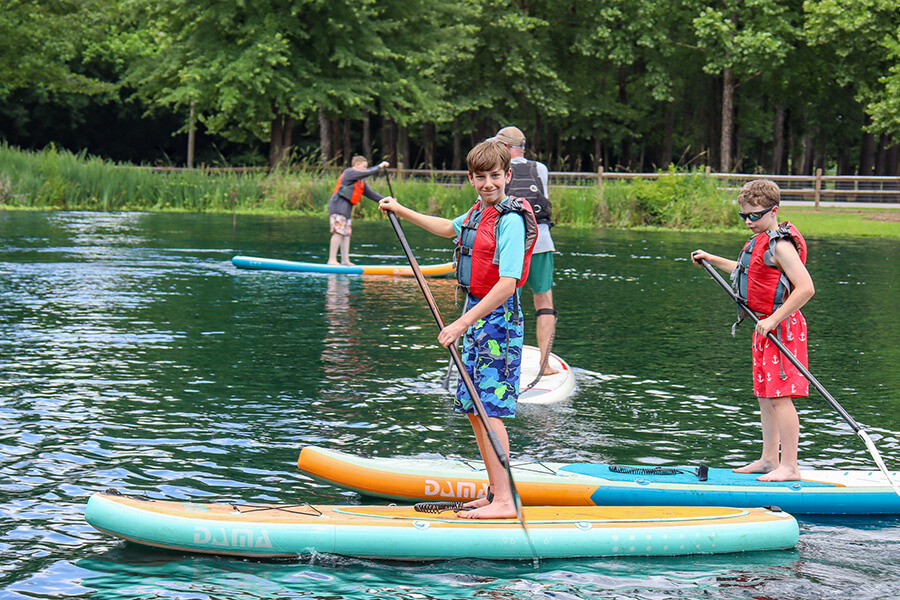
519 344 576 404
85 490 798 560
297 445 900 515
232 255 454 277
443 344 576 404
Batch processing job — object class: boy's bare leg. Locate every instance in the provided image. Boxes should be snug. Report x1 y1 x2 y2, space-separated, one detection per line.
757 396 801 481
327 233 342 265
339 235 353 265
459 413 492 509
459 414 517 519
733 396 780 474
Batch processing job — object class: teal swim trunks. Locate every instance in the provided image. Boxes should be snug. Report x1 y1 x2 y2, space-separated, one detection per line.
526 251 554 294
453 293 523 418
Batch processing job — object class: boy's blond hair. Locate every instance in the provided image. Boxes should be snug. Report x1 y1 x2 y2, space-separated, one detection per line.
351 155 368 167
738 179 781 208
466 140 510 174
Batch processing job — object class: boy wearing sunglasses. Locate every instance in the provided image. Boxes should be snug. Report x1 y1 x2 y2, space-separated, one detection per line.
691 179 815 482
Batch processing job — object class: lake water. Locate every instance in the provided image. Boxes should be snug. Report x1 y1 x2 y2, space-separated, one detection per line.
1 210 899 599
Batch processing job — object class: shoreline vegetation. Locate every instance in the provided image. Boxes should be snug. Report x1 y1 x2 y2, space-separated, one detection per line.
2 144 898 238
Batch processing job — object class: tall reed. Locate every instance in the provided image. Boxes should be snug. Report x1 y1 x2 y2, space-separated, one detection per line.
1 144 739 229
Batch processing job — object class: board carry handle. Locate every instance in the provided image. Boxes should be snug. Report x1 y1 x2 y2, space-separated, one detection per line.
697 257 900 498
376 171 539 564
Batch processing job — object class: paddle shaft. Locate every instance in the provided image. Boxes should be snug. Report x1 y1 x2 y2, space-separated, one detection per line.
698 258 900 495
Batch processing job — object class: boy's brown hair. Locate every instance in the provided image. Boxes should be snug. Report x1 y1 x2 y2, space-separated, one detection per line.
738 179 781 208
351 155 368 167
466 140 510 174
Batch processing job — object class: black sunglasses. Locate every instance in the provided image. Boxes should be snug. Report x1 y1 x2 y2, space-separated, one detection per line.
738 205 775 221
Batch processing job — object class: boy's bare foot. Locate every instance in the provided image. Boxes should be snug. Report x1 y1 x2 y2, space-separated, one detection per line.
327 260 340 265
732 459 776 474
341 261 354 266
461 497 490 510
457 501 517 520
542 366 559 376
756 465 801 482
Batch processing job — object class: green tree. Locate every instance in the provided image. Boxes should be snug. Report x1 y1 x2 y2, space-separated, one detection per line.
693 0 798 172
804 0 900 173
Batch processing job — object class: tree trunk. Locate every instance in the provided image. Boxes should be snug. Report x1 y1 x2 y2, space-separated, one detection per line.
362 109 372 159
886 144 899 176
875 133 890 176
268 110 294 169
662 101 674 168
452 121 462 170
815 127 827 173
772 99 784 175
318 108 331 165
399 125 409 168
187 101 196 169
342 119 352 164
269 112 283 169
618 66 631 169
424 122 436 169
331 119 343 165
382 118 397 165
801 131 815 175
720 68 734 172
859 114 875 175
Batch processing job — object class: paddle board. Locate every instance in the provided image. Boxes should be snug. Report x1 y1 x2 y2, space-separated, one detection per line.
297 446 900 515
232 255 454 277
443 345 576 405
519 345 576 404
85 490 797 560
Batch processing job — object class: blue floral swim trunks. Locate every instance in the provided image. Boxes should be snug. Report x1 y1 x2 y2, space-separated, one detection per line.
453 293 523 418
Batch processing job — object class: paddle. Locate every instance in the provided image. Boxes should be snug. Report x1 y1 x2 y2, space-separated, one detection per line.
377 171 538 562
697 257 900 497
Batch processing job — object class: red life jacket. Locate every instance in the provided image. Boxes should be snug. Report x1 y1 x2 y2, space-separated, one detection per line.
332 175 366 205
733 221 808 316
455 197 538 298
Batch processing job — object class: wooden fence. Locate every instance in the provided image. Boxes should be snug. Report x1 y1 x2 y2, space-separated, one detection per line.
140 164 900 206
389 166 900 207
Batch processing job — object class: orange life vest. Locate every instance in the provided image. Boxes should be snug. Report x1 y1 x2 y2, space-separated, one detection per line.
332 176 366 205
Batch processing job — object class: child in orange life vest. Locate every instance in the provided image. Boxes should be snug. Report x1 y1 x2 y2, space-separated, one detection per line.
378 140 537 519
327 156 390 265
691 179 815 482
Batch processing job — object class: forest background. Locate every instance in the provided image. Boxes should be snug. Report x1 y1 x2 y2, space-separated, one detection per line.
3 0 900 177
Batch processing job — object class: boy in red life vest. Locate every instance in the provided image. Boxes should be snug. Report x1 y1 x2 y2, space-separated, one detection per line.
692 179 815 482
327 156 390 265
379 140 537 518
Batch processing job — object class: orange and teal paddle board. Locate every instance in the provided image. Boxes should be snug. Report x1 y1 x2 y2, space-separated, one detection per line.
297 446 900 515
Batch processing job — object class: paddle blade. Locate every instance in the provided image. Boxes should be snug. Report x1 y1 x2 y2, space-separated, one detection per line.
506 467 539 568
857 430 900 498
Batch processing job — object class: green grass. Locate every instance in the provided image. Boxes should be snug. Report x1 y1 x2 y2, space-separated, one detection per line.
779 207 900 237
2 144 899 237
